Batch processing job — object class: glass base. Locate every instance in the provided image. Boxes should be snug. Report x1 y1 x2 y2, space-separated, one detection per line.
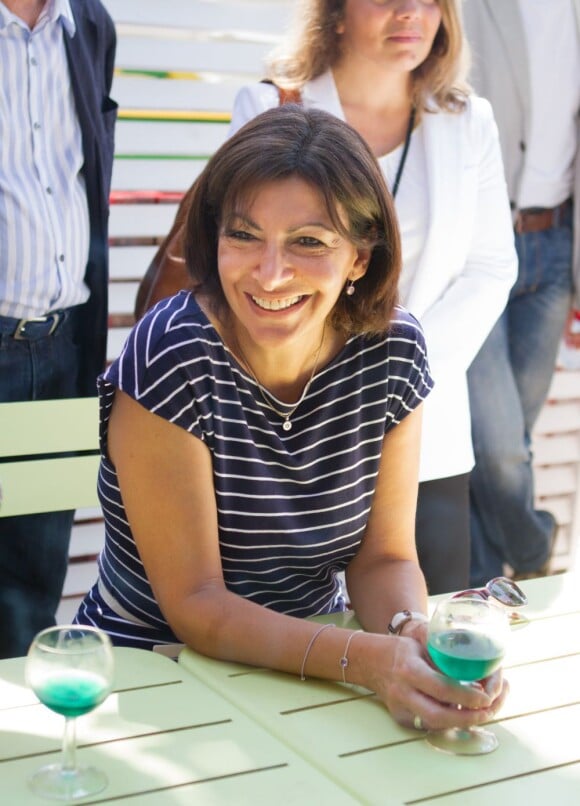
426 726 499 755
28 763 108 801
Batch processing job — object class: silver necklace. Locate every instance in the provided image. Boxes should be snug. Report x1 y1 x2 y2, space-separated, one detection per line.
235 326 326 432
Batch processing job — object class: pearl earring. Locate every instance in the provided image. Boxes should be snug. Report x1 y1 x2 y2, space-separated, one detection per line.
345 279 356 297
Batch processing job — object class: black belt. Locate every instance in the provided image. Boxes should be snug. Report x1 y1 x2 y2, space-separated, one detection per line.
0 309 69 341
511 198 572 234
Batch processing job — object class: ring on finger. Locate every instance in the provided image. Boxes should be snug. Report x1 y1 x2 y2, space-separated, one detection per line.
413 714 424 731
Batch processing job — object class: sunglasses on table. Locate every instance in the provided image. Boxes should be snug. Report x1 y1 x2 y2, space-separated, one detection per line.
452 576 528 624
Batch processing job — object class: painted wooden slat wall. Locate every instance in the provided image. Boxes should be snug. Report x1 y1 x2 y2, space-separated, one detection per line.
532 369 580 572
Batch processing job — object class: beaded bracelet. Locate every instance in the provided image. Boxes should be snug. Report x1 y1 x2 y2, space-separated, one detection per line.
300 623 336 681
340 629 363 684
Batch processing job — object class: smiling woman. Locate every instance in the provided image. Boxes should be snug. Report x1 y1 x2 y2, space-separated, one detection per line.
74 105 507 734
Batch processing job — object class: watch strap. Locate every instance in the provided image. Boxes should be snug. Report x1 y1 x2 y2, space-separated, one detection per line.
387 609 428 635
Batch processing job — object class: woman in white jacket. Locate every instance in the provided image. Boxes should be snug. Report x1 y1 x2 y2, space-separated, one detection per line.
228 0 517 594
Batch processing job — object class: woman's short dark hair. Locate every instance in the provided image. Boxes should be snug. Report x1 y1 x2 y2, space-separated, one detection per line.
184 105 401 336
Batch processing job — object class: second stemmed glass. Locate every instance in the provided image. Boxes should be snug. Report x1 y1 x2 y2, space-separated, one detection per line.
426 597 511 755
25 625 114 801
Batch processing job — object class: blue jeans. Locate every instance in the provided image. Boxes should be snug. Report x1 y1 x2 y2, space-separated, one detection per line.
468 205 573 586
0 307 86 658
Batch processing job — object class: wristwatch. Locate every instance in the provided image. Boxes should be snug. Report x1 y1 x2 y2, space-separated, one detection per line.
387 609 428 635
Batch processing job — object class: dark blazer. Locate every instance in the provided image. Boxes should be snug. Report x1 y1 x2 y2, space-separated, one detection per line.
64 0 117 394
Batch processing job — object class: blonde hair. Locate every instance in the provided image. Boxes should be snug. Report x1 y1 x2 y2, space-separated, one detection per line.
269 0 471 115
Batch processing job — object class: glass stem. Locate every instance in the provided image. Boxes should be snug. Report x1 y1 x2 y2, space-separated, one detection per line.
61 718 77 773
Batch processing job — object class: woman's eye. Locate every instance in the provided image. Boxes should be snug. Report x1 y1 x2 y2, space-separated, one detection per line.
225 229 255 241
296 236 325 247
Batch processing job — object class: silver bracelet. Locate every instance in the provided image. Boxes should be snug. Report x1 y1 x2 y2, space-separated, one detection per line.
300 623 336 681
340 629 363 684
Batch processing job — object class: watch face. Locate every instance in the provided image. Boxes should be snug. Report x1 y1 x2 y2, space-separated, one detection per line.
389 611 411 634
389 610 427 635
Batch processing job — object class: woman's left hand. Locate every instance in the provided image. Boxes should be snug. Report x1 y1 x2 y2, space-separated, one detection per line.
399 618 428 644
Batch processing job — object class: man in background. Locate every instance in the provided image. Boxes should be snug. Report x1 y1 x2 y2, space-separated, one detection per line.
0 0 117 656
463 0 580 585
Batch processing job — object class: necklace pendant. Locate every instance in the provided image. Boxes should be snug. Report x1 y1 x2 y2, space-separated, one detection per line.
282 420 292 432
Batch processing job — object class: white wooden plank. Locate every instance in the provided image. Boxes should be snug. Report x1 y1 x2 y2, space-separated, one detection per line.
533 433 580 466
105 0 292 34
75 506 103 521
112 75 243 111
69 522 105 559
116 25 280 48
110 245 157 280
535 464 579 497
552 526 572 571
62 560 100 597
116 37 270 74
547 368 580 401
534 401 580 435
109 203 178 238
57 596 84 624
115 120 229 157
112 157 205 192
535 495 574 527
107 327 132 363
556 523 571 549
109 281 140 315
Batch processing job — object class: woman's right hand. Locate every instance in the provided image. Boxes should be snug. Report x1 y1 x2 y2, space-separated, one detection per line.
360 633 508 732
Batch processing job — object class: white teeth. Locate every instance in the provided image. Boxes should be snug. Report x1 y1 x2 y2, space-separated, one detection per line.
252 295 302 311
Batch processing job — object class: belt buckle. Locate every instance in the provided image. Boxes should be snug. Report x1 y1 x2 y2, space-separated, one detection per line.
13 312 61 340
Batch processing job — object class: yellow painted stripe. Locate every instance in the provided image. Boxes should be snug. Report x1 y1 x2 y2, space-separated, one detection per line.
114 68 203 81
119 109 231 123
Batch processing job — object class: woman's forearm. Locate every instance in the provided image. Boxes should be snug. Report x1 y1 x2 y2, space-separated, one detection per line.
165 583 389 685
346 558 428 635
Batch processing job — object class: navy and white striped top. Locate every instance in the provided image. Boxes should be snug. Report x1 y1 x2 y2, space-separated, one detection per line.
76 292 433 648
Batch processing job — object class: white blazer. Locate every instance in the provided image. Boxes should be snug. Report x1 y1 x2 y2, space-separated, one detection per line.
229 72 517 481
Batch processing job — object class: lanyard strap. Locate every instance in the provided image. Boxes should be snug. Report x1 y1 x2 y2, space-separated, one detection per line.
392 107 416 199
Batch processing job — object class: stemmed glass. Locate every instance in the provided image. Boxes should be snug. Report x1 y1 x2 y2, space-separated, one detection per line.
426 597 511 755
25 625 114 801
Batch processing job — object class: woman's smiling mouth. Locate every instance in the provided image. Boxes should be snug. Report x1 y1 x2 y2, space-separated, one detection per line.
251 295 304 311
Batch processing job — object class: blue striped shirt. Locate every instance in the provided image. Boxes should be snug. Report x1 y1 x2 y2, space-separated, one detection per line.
0 0 89 318
76 292 433 648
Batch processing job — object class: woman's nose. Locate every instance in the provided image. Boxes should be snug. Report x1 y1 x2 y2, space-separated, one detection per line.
254 245 293 290
394 0 421 18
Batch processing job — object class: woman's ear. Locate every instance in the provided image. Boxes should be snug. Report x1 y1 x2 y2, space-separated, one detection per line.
352 247 371 280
